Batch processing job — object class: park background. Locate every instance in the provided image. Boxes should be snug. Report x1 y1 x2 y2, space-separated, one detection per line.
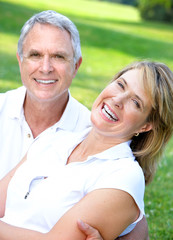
0 0 173 239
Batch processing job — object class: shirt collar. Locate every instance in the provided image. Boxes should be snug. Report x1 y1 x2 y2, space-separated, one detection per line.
73 129 134 161
90 140 134 161
8 88 79 132
54 128 134 165
53 91 83 132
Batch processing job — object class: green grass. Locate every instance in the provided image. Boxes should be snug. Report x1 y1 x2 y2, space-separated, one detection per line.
0 0 173 239
145 137 173 239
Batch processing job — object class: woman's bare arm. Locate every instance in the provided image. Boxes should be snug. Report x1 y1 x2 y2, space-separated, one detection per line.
0 188 139 240
78 216 149 240
0 155 27 217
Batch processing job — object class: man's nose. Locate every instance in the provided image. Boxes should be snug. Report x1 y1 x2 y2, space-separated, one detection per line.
39 55 54 74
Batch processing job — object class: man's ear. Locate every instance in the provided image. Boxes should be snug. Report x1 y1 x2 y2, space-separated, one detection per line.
16 52 22 72
73 57 82 78
139 122 153 134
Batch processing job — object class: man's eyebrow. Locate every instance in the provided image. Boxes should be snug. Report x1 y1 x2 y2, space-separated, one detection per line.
28 49 67 55
121 77 145 108
28 49 41 54
53 51 68 56
50 51 72 59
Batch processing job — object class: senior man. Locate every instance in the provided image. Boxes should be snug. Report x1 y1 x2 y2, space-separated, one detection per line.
0 10 148 240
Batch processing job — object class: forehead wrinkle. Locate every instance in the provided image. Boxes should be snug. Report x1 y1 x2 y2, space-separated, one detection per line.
23 23 74 56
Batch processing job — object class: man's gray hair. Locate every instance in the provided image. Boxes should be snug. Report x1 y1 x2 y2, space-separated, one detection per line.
17 10 82 64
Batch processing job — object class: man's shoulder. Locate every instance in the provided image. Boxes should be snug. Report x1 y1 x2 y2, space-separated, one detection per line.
71 96 91 114
0 86 25 111
0 86 25 99
65 95 91 131
70 96 91 116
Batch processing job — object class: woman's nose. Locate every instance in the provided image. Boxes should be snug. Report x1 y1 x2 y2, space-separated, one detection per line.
112 95 124 109
39 55 54 74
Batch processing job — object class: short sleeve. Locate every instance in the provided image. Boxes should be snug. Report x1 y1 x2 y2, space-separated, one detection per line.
84 158 145 236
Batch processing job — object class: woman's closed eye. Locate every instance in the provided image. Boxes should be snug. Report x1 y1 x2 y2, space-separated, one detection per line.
132 99 141 109
117 81 125 90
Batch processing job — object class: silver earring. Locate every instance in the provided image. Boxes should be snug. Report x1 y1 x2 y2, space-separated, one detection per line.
135 133 139 137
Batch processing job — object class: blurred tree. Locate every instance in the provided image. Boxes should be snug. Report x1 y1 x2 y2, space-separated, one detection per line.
138 0 173 22
97 0 138 6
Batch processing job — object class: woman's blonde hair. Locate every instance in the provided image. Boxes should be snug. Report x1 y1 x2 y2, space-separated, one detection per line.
112 61 173 184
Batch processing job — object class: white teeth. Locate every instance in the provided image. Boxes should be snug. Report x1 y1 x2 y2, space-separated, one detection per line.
35 79 56 84
102 105 118 122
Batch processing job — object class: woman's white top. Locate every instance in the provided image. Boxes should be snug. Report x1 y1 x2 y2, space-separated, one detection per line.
1 128 145 237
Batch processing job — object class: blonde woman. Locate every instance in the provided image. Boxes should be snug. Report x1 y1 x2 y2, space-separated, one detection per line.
0 61 173 240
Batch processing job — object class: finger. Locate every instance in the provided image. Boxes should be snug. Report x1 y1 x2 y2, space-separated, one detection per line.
77 219 103 239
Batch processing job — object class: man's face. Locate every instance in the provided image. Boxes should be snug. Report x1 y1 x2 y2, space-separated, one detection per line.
17 23 81 104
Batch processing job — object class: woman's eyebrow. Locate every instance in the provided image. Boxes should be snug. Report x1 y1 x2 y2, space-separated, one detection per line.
121 77 127 86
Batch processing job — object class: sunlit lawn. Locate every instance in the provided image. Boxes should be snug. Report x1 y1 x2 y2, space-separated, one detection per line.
0 0 173 239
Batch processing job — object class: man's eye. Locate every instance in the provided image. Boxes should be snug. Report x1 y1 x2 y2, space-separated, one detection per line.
30 53 40 57
55 54 64 59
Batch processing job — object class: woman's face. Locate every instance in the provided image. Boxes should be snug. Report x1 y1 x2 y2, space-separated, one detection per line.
91 69 153 143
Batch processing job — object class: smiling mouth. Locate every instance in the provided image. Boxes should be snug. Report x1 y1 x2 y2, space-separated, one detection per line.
102 104 118 122
34 78 57 84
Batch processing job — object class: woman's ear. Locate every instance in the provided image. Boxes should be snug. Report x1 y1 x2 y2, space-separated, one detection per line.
139 122 153 134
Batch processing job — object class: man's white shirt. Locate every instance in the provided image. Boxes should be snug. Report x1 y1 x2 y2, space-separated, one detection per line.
0 86 91 179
